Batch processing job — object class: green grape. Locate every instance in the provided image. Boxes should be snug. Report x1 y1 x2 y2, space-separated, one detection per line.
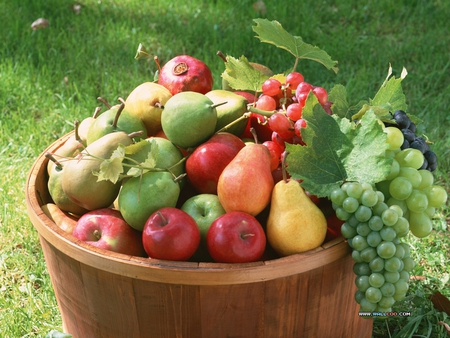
369 272 385 288
355 290 365 304
335 207 351 221
354 262 371 276
376 180 391 200
380 282 395 297
361 189 378 207
377 241 396 259
352 250 363 263
384 271 400 283
367 231 382 247
380 226 397 242
395 148 425 169
406 189 428 212
400 242 411 257
394 279 409 294
352 235 369 251
389 176 413 200
386 197 408 215
368 216 384 231
360 247 377 262
424 185 448 208
399 270 410 281
356 222 371 237
340 182 350 193
389 205 403 217
369 257 385 272
376 191 385 203
341 222 357 239
361 182 373 191
409 211 433 238
424 206 436 218
392 217 409 237
402 257 415 272
385 159 400 180
355 275 370 292
381 208 399 226
348 215 360 227
347 182 364 199
372 202 389 217
417 169 434 190
384 257 402 272
343 197 360 213
360 297 377 312
378 296 395 308
365 286 383 303
355 205 372 222
394 244 405 259
393 292 407 301
330 188 347 205
398 167 422 188
384 126 404 150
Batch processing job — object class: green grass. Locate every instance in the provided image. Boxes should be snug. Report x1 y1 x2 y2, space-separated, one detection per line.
1 0 449 337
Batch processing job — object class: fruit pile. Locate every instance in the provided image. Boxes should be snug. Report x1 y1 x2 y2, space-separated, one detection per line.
41 19 447 317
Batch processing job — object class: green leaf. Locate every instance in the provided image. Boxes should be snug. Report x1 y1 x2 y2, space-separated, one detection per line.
221 55 269 92
45 330 72 338
286 95 392 197
328 84 349 118
94 144 126 184
252 18 338 74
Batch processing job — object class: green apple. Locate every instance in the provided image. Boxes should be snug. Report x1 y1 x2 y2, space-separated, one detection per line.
181 194 226 260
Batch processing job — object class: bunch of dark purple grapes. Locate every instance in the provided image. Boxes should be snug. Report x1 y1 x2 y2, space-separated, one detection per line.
388 110 437 172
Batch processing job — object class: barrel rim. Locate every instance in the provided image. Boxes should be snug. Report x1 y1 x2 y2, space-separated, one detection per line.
25 132 350 285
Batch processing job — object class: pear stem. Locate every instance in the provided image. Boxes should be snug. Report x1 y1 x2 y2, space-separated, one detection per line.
45 152 63 170
97 97 112 109
154 56 162 73
215 112 251 134
250 127 259 144
281 151 290 183
210 101 228 110
92 106 102 119
113 100 126 128
216 50 227 63
74 120 81 142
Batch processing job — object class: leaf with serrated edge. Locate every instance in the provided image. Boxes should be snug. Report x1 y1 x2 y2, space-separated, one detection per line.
94 144 125 183
252 18 338 74
286 95 392 197
221 55 269 92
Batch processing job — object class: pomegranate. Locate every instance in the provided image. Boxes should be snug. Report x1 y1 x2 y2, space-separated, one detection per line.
157 55 213 95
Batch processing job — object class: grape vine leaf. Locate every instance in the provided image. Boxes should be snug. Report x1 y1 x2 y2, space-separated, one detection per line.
94 144 126 184
252 18 338 74
285 95 392 197
221 55 269 92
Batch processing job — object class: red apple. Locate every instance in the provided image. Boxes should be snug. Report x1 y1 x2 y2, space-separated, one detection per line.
72 208 146 257
142 207 200 261
206 211 266 263
185 132 245 194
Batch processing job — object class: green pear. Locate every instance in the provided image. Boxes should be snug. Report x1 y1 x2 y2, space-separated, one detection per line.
118 171 181 231
46 153 88 216
77 107 101 144
61 131 134 211
161 91 221 149
266 179 327 256
86 102 147 145
124 82 173 136
205 89 248 136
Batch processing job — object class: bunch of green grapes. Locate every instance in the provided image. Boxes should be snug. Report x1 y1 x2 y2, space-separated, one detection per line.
329 126 448 316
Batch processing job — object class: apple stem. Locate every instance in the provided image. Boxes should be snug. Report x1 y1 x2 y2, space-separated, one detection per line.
156 211 168 225
93 229 101 241
281 150 290 183
216 50 227 63
97 96 112 109
241 233 255 239
92 106 102 119
45 152 63 171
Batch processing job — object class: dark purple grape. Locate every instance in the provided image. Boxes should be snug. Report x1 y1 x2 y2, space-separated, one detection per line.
401 139 410 150
419 158 428 170
424 150 437 164
428 161 437 172
409 122 416 133
393 110 411 129
402 128 416 143
410 137 429 153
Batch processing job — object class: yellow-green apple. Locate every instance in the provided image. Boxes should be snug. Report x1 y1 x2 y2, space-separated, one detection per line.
72 208 146 257
142 207 200 261
206 211 266 263
185 132 245 194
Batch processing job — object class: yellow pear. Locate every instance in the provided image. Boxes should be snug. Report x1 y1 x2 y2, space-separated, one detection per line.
266 179 327 256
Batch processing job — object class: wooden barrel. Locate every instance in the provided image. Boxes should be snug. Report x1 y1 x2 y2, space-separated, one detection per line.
25 133 373 338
